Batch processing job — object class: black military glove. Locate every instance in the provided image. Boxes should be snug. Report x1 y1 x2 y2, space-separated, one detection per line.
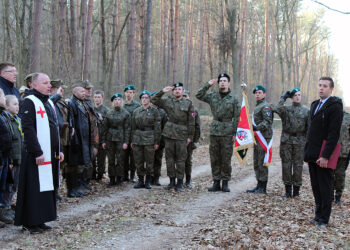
282 91 291 100
253 125 257 131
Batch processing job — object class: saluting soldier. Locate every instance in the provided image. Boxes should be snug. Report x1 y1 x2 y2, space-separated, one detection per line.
123 85 141 183
196 73 240 192
247 85 273 194
101 93 130 186
131 90 161 189
183 90 201 188
151 91 168 186
151 83 195 192
274 87 309 197
93 90 110 180
333 111 350 205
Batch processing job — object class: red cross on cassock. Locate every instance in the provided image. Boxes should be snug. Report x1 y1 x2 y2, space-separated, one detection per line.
37 107 46 118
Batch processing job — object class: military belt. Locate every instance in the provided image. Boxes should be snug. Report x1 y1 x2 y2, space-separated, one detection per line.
285 131 305 137
138 127 154 131
214 118 232 122
169 120 187 126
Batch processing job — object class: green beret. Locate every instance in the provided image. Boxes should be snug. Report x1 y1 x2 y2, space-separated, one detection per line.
111 93 123 102
290 87 301 97
51 79 67 89
253 85 266 94
139 90 151 99
173 82 183 88
124 85 136 92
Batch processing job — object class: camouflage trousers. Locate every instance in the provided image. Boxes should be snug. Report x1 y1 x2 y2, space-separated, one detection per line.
124 145 136 176
254 141 269 182
280 142 304 186
93 144 107 176
209 135 233 181
133 144 155 176
334 157 349 196
164 137 187 179
154 145 165 177
185 143 195 176
106 141 125 177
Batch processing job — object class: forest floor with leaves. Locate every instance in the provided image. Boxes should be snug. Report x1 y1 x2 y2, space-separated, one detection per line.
0 130 349 249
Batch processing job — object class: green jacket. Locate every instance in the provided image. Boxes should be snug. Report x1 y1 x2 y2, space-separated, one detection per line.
253 98 273 139
131 105 161 145
124 100 141 117
151 91 195 141
274 98 309 145
193 109 201 143
196 82 240 136
102 107 130 144
95 104 110 145
338 111 350 158
7 113 23 164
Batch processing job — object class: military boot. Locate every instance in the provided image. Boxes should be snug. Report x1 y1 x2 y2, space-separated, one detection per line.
176 179 184 192
97 173 103 181
164 177 176 190
185 175 192 188
208 180 221 192
282 185 292 198
246 181 261 193
221 180 230 192
116 176 123 187
108 176 116 186
335 194 342 206
0 207 13 224
145 175 152 189
82 170 92 191
134 176 145 189
293 186 300 197
130 171 137 183
256 181 267 194
66 174 82 198
153 176 161 186
55 189 62 202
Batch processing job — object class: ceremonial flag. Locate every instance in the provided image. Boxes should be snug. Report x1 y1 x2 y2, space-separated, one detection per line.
234 91 255 164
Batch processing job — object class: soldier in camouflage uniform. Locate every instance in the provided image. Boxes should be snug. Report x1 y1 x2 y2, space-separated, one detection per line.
196 73 240 192
273 87 309 197
183 90 201 188
333 111 350 205
93 90 110 180
102 93 130 186
151 92 168 186
131 90 161 189
123 85 141 183
151 82 195 192
247 85 273 194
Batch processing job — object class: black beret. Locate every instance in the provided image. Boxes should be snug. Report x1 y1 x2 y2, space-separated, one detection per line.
173 82 184 88
218 73 230 82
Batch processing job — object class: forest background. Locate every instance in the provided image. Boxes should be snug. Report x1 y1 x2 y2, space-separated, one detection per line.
0 0 345 111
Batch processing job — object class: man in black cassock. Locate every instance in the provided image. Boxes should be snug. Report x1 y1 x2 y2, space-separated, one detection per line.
15 73 64 234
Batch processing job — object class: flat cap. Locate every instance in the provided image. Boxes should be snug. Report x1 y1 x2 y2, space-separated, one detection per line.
51 79 67 89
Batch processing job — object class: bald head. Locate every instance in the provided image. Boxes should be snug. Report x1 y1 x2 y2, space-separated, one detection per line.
32 73 51 96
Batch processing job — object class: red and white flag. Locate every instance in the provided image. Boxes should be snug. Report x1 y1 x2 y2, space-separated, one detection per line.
234 92 255 164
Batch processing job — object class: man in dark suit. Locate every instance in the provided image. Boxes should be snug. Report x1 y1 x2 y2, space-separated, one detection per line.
304 76 343 228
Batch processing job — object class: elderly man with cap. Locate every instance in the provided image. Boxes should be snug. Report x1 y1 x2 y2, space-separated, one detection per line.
101 93 130 186
196 73 240 192
123 84 141 183
246 85 273 194
151 83 195 192
131 90 161 189
273 87 309 198
183 90 201 188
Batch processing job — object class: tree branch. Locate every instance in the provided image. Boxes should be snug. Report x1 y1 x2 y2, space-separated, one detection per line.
311 0 350 14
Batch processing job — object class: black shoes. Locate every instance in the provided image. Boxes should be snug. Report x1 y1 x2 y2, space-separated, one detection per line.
208 180 221 192
185 175 192 188
293 186 300 197
247 181 261 193
153 176 161 186
23 225 43 234
282 185 292 198
335 194 342 206
176 179 184 192
134 176 145 189
247 181 267 194
108 176 116 186
38 223 52 230
221 180 230 192
145 175 152 189
164 177 176 190
116 176 123 187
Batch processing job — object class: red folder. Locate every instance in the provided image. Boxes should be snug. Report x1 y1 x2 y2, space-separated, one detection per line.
318 140 342 170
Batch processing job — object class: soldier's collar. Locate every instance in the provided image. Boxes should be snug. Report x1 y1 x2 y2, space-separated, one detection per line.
292 102 301 106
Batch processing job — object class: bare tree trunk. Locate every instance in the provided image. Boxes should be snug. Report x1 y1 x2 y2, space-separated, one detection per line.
198 2 205 85
30 0 43 72
100 0 107 86
59 0 67 77
3 0 14 61
184 0 193 87
127 0 136 84
51 1 58 76
205 1 213 77
264 0 271 101
141 0 153 89
172 0 179 83
70 0 78 77
80 0 87 78
82 0 93 80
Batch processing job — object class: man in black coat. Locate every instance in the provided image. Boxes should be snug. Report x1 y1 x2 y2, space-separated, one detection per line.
0 62 20 100
66 83 93 197
304 76 343 228
14 73 64 234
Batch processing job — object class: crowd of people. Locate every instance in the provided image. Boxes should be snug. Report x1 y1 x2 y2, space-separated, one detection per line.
0 61 349 234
